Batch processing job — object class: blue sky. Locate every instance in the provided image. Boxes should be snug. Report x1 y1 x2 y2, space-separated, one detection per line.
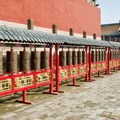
97 0 120 24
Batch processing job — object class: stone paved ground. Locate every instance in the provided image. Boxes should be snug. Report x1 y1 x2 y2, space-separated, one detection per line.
0 71 120 120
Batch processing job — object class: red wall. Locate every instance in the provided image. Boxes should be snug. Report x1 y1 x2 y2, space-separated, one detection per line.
0 0 101 37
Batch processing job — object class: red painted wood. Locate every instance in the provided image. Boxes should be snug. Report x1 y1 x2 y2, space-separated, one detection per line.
0 0 101 36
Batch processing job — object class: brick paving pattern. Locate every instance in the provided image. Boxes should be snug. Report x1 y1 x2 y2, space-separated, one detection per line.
0 71 120 120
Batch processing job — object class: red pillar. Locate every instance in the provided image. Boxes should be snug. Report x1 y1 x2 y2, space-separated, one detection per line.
16 90 33 104
88 46 95 81
85 46 89 81
105 47 112 75
54 44 64 93
44 45 58 95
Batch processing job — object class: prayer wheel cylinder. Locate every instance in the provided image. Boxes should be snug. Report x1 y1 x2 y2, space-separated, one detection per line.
67 51 72 65
115 51 117 59
92 51 96 62
116 51 118 59
60 51 66 66
31 51 41 70
0 51 3 74
99 51 102 61
96 51 99 62
114 50 116 59
117 51 119 59
112 50 115 59
112 50 114 60
104 51 106 60
102 50 104 61
7 51 18 73
41 51 50 69
20 51 30 71
82 51 86 64
119 51 120 58
110 51 113 60
110 51 111 60
72 51 78 65
115 50 116 59
114 51 115 59
78 51 82 64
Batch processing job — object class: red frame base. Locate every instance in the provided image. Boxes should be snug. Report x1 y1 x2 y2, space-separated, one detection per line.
68 84 80 87
16 100 33 104
43 91 58 95
53 90 65 93
81 79 95 82
68 77 80 87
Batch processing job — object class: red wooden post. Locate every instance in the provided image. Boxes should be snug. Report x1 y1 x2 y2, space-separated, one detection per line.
12 78 15 90
16 90 33 104
118 47 120 70
105 47 112 75
44 45 58 95
52 24 64 93
88 46 95 81
54 44 64 93
84 46 89 81
105 36 112 75
88 46 92 80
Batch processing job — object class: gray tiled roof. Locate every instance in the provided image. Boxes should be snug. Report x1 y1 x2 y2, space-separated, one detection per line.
0 25 116 47
109 41 120 47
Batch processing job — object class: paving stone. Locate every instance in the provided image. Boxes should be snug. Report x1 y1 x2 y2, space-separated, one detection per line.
1 71 120 119
0 113 16 119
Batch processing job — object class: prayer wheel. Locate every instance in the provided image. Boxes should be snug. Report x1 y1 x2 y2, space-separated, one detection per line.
96 51 99 62
119 51 120 59
113 50 115 59
7 51 18 73
92 50 96 62
59 51 66 66
115 50 117 59
99 50 102 61
66 51 72 65
20 51 30 71
72 51 78 65
102 50 104 61
114 50 116 59
82 51 86 64
116 51 118 59
110 50 113 60
31 51 41 70
104 51 106 61
115 51 117 59
112 50 114 60
78 51 82 64
41 51 50 69
0 51 3 74
117 51 119 59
